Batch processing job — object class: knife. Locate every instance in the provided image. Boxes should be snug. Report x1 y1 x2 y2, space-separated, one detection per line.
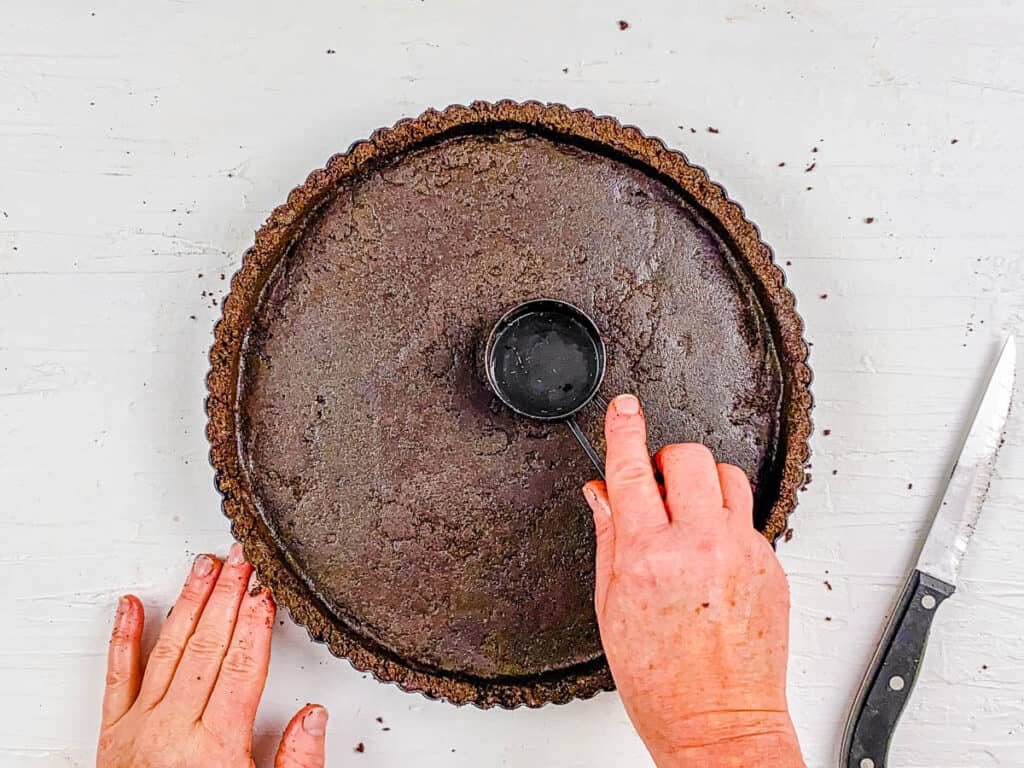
842 337 1017 768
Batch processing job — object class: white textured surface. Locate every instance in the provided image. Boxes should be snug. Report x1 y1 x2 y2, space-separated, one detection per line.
2 2 1023 766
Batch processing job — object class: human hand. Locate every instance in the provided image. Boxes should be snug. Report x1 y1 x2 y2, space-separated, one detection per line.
583 395 804 768
98 543 328 768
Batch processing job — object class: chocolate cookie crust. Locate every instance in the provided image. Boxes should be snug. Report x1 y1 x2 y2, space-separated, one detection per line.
207 101 812 707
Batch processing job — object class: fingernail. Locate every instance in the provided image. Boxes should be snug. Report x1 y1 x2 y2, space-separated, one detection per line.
582 485 597 506
612 394 641 415
193 554 215 577
247 569 263 597
117 596 131 616
303 706 328 736
228 543 245 566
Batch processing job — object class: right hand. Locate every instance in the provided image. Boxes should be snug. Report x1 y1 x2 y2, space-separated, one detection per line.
583 395 804 768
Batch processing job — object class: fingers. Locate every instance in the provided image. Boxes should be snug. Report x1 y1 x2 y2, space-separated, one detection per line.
718 463 754 528
604 395 667 536
275 705 328 768
136 554 221 708
162 543 251 718
583 481 615 615
654 443 722 527
102 595 144 728
201 573 276 744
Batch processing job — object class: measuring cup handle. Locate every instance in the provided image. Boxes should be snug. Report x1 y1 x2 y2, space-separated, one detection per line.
567 418 605 479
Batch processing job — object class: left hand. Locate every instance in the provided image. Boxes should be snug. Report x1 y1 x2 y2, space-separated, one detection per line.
98 543 328 768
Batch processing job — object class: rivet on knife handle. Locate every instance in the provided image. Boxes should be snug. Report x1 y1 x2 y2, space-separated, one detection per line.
842 570 955 768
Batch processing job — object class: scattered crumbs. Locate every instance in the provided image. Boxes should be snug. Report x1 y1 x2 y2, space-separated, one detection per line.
951 138 959 144
355 742 365 753
189 314 196 320
824 580 833 591
864 216 875 224
689 127 696 134
825 569 830 574
907 483 913 490
383 726 391 731
279 620 285 626
376 717 384 724
707 126 720 134
805 186 813 191
784 528 794 542
811 146 818 153
825 616 833 622
1 210 6 217
701 601 710 608
832 469 838 475
561 67 568 74
618 19 629 30
201 291 207 297
822 428 832 436
220 273 225 280
785 260 792 266
198 272 203 278
805 162 816 172
982 664 988 670
778 162 785 167
819 293 828 300
326 49 336 55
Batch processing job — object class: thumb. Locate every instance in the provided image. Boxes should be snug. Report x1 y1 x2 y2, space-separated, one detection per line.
275 705 328 768
583 481 615 616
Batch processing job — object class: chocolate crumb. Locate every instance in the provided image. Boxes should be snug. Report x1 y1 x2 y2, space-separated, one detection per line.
707 126 719 134
819 293 828 300
832 469 838 475
907 483 913 490
220 273 225 280
618 19 629 30
784 528 794 542
982 664 988 670
354 742 365 753
375 717 384 723
824 580 832 591
951 138 959 144
778 162 785 167
561 67 568 74
189 314 196 320
785 260 792 266
198 273 203 278
701 602 710 608
864 216 875 224
689 127 696 133
383 726 391 731
822 429 831 436
805 162 816 172
326 49 336 54
825 616 833 622
805 186 813 191
811 146 818 153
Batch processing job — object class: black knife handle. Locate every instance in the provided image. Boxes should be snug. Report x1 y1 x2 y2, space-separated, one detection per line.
843 570 955 768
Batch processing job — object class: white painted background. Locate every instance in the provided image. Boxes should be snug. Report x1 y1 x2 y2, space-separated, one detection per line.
2 1 1023 766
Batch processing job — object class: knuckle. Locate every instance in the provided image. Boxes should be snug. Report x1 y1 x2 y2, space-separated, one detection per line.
105 668 131 687
146 638 183 667
219 648 261 678
185 632 227 659
662 442 714 464
609 460 654 486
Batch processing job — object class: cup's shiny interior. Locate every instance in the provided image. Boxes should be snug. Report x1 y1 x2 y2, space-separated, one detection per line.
485 299 606 421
